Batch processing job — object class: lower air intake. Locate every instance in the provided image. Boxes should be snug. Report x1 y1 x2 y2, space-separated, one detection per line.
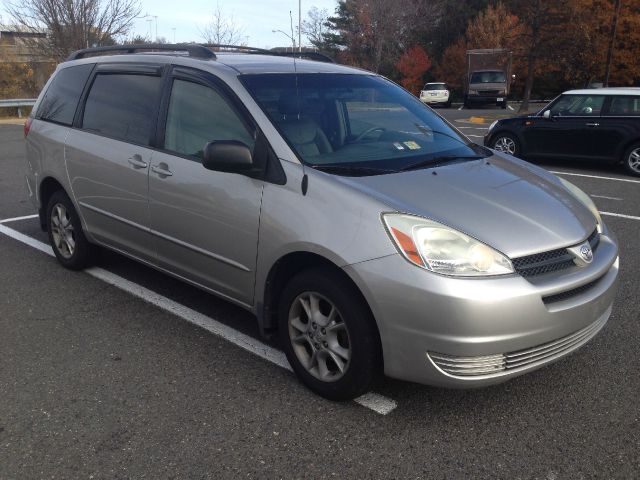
428 314 607 378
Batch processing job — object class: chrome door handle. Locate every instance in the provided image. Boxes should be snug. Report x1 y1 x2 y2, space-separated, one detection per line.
586 122 599 127
127 154 148 169
151 164 173 177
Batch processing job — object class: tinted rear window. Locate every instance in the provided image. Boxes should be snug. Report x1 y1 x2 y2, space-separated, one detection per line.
424 83 447 90
37 64 93 126
605 96 640 116
82 73 161 145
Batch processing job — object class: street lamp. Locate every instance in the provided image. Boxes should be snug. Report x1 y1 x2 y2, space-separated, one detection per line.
272 29 296 52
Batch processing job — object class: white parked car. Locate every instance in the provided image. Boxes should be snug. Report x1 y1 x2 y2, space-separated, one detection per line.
419 82 451 107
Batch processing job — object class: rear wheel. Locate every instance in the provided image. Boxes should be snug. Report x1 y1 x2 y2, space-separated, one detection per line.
622 142 640 177
278 268 381 401
491 132 521 157
46 190 94 270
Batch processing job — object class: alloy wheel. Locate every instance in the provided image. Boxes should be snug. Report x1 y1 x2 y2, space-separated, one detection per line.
50 203 75 259
288 291 351 382
628 147 640 174
493 136 516 155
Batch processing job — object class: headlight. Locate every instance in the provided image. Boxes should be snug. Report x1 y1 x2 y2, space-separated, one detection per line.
488 120 499 131
558 177 603 233
383 214 514 276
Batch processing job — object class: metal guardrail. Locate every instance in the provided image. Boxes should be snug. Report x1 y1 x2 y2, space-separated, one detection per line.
0 99 37 118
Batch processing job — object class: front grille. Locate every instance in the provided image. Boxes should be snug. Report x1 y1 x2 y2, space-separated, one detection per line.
512 229 599 278
479 90 500 95
428 314 607 378
542 276 603 304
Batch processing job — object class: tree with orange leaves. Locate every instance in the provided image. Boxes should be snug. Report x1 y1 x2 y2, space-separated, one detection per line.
396 45 432 95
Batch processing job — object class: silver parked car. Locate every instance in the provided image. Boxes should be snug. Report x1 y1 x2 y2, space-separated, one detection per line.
24 44 619 400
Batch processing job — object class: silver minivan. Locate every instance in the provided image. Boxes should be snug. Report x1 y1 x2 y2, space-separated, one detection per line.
25 45 619 400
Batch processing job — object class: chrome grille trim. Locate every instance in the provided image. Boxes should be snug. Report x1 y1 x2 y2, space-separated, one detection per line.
428 313 607 378
512 229 600 278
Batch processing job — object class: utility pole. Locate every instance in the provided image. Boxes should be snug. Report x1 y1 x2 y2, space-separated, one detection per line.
153 15 158 42
298 0 302 53
604 0 622 87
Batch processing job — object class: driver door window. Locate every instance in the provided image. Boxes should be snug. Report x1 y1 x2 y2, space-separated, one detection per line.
164 79 254 159
549 95 605 116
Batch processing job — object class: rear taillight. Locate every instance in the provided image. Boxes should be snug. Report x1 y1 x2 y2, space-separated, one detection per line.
24 117 32 138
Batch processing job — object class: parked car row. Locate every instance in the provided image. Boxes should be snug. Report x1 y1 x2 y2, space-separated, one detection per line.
484 88 640 176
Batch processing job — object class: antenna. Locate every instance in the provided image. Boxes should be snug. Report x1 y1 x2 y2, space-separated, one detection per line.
289 10 299 119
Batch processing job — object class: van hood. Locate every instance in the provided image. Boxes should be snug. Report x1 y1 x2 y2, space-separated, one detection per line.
335 154 596 258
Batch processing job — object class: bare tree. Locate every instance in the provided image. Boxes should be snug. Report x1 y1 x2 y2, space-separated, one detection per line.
302 7 329 49
5 0 141 60
200 3 246 46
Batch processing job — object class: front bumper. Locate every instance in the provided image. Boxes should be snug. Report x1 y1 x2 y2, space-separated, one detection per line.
466 95 505 105
344 232 619 388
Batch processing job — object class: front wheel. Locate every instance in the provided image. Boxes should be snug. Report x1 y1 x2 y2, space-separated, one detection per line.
491 132 521 157
278 268 381 401
46 190 94 270
622 142 640 177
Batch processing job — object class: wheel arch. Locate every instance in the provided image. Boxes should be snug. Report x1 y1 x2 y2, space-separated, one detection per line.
38 176 67 230
260 251 380 346
488 129 524 154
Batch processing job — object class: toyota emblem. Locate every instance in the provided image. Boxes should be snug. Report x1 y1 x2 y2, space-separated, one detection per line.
580 244 593 263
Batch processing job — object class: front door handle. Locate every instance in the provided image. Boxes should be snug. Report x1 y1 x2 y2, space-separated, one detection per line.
151 164 173 177
128 154 148 169
586 122 600 127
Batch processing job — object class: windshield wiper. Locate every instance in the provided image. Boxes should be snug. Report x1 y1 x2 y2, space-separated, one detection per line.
399 155 485 172
311 164 397 176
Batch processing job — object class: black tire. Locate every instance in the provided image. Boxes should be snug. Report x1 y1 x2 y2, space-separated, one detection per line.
46 190 94 270
500 101 508 109
278 267 381 401
622 142 640 177
490 132 521 157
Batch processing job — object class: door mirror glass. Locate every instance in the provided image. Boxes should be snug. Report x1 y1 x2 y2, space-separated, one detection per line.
543 110 551 119
203 140 253 172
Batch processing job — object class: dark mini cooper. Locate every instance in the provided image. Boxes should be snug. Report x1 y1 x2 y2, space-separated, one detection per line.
484 88 640 176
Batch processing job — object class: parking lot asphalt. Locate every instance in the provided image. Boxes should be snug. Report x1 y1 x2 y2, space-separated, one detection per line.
1 122 639 479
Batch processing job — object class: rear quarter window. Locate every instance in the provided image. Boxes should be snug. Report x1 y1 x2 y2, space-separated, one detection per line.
37 63 94 126
82 73 161 146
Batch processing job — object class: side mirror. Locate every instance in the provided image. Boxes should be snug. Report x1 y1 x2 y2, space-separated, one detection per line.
542 110 551 119
203 140 254 173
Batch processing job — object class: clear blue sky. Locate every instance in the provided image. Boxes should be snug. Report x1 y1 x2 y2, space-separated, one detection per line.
132 0 338 48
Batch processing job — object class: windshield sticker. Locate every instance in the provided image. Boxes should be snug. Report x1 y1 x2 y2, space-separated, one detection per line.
393 142 405 150
403 141 421 150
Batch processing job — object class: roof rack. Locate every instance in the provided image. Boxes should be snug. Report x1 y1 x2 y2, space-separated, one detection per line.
66 42 335 64
274 50 334 64
66 43 216 61
206 43 335 64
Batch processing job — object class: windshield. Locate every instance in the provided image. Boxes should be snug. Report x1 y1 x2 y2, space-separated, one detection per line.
241 73 486 173
424 83 447 90
470 71 506 84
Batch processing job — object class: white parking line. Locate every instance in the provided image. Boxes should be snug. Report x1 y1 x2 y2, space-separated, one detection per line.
0 221 397 416
601 211 640 221
551 171 640 184
591 195 622 201
466 134 485 138
0 213 39 224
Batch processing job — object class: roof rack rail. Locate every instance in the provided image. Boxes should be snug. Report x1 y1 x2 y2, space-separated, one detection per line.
204 44 273 55
205 43 335 64
66 43 216 61
274 50 335 64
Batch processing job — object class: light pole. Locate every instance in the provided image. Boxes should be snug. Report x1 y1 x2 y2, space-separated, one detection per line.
298 0 301 53
272 29 296 52
152 15 158 42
